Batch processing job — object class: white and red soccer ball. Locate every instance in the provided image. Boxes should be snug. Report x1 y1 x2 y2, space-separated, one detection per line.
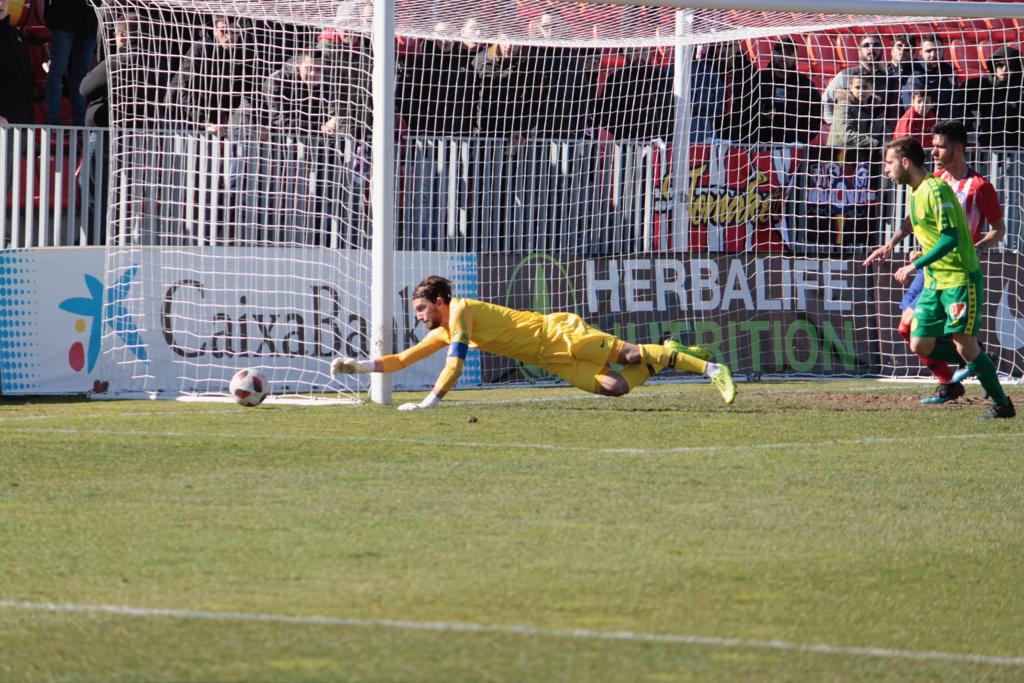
229 369 269 407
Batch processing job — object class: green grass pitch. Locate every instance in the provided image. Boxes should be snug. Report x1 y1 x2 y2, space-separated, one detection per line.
2 380 1023 682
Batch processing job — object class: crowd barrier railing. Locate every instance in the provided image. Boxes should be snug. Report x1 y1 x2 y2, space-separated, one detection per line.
3 125 1022 255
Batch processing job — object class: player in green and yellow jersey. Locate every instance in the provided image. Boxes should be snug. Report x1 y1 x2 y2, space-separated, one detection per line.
880 137 1014 418
331 275 736 410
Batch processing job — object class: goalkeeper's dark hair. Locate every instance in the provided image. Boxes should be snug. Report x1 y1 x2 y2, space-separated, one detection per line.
885 137 926 168
414 275 453 304
932 120 968 149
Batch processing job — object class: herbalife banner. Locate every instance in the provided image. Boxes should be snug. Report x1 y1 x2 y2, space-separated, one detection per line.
479 252 1024 381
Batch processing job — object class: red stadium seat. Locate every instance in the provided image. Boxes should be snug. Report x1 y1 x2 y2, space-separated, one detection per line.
958 18 990 40
744 37 774 69
977 40 997 71
950 38 985 80
804 33 843 77
835 33 861 68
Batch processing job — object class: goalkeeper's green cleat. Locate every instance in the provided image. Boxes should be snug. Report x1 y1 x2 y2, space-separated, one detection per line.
708 363 736 405
663 339 715 362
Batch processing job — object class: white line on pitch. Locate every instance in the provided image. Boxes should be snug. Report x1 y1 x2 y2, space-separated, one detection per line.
4 426 1022 456
1 599 1021 667
0 408 242 422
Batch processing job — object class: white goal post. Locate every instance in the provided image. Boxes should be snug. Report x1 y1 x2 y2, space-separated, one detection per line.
92 0 1024 402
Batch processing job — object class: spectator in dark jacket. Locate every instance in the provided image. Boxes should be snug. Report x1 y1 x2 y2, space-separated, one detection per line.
399 22 476 136
44 0 97 125
719 41 761 144
972 45 1023 149
263 51 328 134
470 37 536 137
888 35 918 79
1 0 35 125
758 36 822 145
596 47 673 142
520 13 597 139
318 27 373 139
165 16 257 137
689 41 731 143
80 13 162 128
900 36 963 122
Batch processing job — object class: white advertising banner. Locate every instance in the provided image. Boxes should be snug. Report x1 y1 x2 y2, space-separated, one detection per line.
0 248 479 396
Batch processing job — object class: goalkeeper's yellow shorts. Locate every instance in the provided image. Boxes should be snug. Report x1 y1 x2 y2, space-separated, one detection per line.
536 312 624 393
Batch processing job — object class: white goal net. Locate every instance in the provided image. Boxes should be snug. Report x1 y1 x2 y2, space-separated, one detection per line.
94 0 1024 399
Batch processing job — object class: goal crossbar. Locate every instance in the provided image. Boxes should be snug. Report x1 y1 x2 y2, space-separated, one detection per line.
557 0 1024 20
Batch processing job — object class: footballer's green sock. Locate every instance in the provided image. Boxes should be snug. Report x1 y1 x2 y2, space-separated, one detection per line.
620 363 654 392
926 337 962 364
640 344 707 375
969 352 1009 406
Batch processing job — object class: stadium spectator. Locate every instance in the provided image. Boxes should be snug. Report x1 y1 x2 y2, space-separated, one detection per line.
595 46 673 141
689 42 727 143
318 26 373 138
1 0 34 246
892 89 936 147
80 13 162 128
165 15 258 137
899 35 963 121
888 35 918 79
399 21 476 136
822 34 900 131
330 275 736 409
521 14 598 139
461 16 481 50
757 36 822 145
971 45 1023 149
43 0 97 125
827 74 888 148
864 135 1014 418
1 0 35 126
78 12 140 246
263 51 327 134
717 41 761 144
470 35 536 137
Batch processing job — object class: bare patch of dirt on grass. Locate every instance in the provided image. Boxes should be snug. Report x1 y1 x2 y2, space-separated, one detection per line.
772 391 990 412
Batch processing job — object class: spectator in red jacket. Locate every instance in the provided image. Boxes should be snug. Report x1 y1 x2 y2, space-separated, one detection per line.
893 89 936 147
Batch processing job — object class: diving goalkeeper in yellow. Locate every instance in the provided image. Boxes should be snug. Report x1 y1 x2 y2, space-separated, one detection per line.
331 275 736 411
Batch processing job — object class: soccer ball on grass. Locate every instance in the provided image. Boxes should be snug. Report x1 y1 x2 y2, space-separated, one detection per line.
229 369 269 407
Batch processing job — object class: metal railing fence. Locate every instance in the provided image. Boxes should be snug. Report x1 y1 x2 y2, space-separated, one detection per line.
3 124 1022 254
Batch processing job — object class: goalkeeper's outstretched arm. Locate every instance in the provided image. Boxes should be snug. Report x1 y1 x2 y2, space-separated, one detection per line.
331 333 457 410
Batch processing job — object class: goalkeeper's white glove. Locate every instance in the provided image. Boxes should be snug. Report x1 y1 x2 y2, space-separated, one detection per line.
397 393 441 411
331 356 374 375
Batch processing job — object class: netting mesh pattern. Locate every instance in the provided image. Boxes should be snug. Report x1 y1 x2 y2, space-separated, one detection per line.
97 0 955 44
91 0 1024 395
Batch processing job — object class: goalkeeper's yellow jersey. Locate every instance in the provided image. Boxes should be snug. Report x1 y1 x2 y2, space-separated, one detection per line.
378 298 552 396
435 297 547 363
